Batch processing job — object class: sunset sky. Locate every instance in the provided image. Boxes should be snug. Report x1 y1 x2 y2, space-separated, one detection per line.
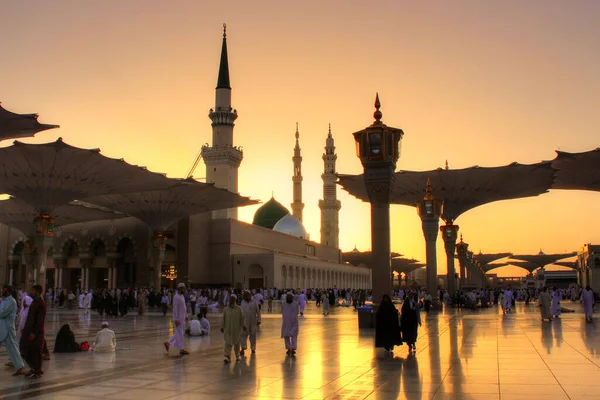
2 1 599 276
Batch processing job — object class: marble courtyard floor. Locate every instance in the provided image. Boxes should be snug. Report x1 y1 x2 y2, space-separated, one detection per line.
1 302 599 400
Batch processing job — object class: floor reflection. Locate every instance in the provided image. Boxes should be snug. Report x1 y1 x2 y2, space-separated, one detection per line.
2 302 600 399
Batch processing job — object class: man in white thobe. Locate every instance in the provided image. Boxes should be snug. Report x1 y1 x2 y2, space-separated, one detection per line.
164 283 190 356
79 293 85 309
503 288 514 313
581 285 595 322
0 285 26 375
92 322 116 352
281 293 299 355
240 291 261 356
221 294 246 363
297 292 306 316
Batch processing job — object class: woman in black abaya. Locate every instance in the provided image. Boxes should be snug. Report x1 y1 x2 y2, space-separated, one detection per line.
375 294 402 352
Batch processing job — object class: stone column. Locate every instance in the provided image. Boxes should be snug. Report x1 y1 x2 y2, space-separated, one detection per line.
370 201 392 304
422 219 440 300
85 268 90 290
107 268 113 289
441 224 459 295
9 267 14 286
58 267 63 288
54 268 59 290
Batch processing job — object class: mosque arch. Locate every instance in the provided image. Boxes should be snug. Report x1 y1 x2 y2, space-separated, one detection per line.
289 265 294 289
87 238 108 288
10 241 25 285
248 263 264 290
295 266 300 288
116 237 136 287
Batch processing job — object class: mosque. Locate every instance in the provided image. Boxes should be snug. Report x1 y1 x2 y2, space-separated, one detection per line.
0 27 371 291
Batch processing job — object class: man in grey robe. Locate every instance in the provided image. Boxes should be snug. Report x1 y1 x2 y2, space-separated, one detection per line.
581 285 595 322
240 291 261 356
221 294 246 363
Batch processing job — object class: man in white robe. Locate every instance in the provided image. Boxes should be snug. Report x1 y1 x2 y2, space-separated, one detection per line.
92 322 116 352
240 291 261 356
1 285 26 375
281 292 299 355
79 293 85 309
539 287 552 322
551 287 561 318
221 294 246 363
297 292 306 316
164 283 190 356
503 289 514 313
581 285 595 322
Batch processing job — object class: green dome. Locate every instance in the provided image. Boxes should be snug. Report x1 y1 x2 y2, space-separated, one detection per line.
252 197 290 229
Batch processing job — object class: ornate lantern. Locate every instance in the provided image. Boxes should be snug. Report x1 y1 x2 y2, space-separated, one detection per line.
33 215 55 236
417 178 442 220
456 234 469 256
353 94 404 168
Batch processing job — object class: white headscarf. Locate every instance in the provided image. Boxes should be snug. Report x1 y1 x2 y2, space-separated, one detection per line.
19 296 33 332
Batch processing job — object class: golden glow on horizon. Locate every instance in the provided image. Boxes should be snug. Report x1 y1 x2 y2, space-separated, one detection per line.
2 1 600 273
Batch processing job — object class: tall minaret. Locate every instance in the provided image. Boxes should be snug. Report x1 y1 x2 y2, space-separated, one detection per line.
319 124 341 248
291 123 304 222
201 24 243 220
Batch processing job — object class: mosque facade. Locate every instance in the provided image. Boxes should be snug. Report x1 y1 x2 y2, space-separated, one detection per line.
0 28 371 291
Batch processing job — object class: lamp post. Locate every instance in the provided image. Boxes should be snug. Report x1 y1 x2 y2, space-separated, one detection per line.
352 93 404 306
441 223 459 295
456 234 469 289
152 233 167 290
416 178 442 301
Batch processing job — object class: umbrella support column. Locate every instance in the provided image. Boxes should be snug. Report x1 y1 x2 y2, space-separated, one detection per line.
152 234 167 290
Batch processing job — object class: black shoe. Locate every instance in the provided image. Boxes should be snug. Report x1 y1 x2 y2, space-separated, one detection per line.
240 348 245 356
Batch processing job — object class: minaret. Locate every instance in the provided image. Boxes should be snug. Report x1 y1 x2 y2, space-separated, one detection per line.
291 123 304 222
201 24 243 220
319 124 341 248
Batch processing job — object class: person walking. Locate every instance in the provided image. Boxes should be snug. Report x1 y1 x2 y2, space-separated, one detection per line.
400 294 421 353
163 283 190 356
581 285 595 323
20 285 46 379
0 285 26 376
281 293 299 356
539 287 552 322
221 294 246 363
240 291 261 356
375 294 402 353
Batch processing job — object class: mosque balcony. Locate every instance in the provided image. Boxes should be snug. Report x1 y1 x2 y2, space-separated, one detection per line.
208 108 238 126
201 144 243 167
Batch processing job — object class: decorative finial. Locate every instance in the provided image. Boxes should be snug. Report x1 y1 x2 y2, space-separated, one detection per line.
328 123 332 138
223 23 227 39
460 233 463 242
373 92 382 123
424 178 434 200
295 122 299 140
445 160 449 170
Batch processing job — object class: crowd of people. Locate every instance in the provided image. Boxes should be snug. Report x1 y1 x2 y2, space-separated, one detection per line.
0 281 596 379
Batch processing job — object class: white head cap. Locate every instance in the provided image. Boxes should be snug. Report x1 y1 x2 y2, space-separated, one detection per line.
230 294 237 299
102 321 109 327
177 283 186 289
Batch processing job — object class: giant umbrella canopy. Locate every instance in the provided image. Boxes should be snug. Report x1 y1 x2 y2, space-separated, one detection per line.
338 161 556 223
508 251 577 273
0 138 175 215
0 138 176 287
0 103 59 141
0 197 126 237
552 148 600 191
83 178 259 288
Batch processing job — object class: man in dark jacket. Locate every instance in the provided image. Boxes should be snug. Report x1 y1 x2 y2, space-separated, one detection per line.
20 284 46 378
